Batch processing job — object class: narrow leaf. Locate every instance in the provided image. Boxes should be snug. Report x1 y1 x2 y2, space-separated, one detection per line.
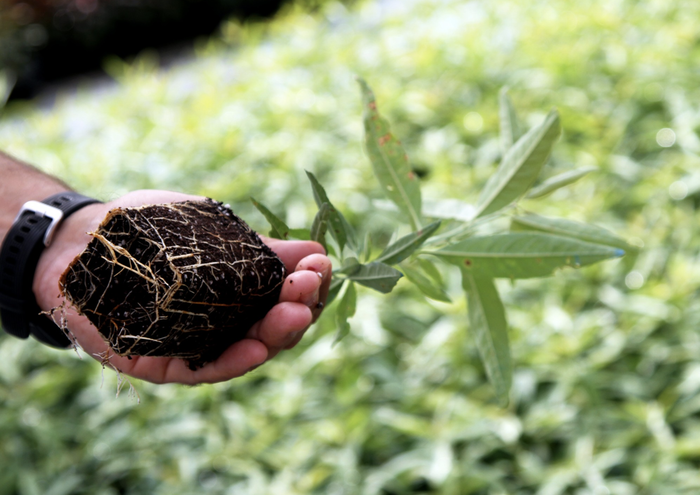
250 197 289 240
511 213 630 250
433 232 624 279
476 109 561 218
358 77 423 230
326 277 345 306
310 203 331 251
0 71 16 111
375 221 441 265
347 262 403 294
289 228 311 240
402 265 451 303
361 231 373 264
305 171 356 251
418 258 444 285
527 166 598 199
333 282 357 345
499 88 522 154
337 257 361 275
462 270 511 406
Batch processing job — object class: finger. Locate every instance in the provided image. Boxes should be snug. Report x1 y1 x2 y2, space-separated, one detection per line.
261 238 326 273
283 329 306 350
185 339 268 384
126 338 269 385
294 254 333 321
279 270 323 307
246 301 313 349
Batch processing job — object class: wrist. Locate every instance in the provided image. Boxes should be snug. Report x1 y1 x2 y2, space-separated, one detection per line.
34 202 106 313
0 193 103 347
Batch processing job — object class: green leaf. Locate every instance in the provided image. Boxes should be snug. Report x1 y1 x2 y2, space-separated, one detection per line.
289 228 311 240
418 258 444 285
310 203 331 251
360 231 373 264
337 257 361 275
333 282 357 345
326 277 345 306
0 71 15 111
526 166 598 199
499 88 522 154
358 77 423 230
476 109 561 218
462 271 511 406
347 261 403 294
250 197 290 240
305 170 356 252
511 213 630 250
375 221 441 265
402 264 451 303
433 232 624 279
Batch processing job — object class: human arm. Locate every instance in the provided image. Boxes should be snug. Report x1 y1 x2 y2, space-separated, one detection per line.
0 151 72 241
1 152 332 384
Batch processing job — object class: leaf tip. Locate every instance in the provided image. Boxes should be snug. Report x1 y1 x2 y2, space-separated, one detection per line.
550 107 561 122
356 76 376 106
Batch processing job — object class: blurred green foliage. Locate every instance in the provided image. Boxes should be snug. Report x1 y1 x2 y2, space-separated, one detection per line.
2 0 700 492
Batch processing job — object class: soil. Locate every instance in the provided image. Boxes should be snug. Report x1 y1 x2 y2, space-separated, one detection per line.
59 198 286 369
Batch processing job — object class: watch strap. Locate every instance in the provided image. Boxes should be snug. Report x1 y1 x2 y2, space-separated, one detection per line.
0 192 102 348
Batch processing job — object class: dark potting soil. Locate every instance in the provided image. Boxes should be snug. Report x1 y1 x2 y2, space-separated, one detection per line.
60 198 286 369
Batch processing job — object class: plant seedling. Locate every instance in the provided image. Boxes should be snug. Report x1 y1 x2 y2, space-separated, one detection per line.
255 79 628 405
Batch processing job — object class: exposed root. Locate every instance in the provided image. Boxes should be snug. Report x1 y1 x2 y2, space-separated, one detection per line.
42 301 81 358
93 350 140 404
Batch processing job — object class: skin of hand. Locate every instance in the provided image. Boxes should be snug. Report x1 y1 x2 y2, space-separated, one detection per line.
32 190 332 385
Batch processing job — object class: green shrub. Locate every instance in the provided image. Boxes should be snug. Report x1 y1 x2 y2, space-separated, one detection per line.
0 0 699 493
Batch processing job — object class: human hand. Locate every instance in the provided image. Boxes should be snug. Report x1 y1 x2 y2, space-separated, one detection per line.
33 190 332 384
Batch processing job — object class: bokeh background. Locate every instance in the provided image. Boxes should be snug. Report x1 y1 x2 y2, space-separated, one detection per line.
2 0 700 493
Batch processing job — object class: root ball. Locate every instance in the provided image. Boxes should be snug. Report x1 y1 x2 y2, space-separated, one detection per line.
59 198 286 370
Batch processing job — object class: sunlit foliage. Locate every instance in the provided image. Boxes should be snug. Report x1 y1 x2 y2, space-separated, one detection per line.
1 0 699 493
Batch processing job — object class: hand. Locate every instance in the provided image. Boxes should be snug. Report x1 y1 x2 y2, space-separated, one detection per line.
33 190 332 385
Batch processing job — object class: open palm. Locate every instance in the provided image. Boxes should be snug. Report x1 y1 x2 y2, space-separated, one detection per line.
33 190 332 384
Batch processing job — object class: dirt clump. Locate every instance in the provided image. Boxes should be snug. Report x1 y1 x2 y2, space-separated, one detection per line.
60 198 286 370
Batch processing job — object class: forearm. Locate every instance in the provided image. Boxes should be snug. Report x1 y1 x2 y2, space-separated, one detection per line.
0 151 72 243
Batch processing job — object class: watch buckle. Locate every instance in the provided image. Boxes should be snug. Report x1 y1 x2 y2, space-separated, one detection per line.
15 200 64 247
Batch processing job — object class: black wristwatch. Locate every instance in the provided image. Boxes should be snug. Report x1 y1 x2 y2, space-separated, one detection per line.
0 192 102 348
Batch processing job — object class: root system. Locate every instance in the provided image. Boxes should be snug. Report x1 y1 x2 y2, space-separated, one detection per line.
60 199 286 370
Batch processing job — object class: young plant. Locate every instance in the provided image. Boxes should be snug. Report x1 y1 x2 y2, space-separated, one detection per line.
253 80 627 405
